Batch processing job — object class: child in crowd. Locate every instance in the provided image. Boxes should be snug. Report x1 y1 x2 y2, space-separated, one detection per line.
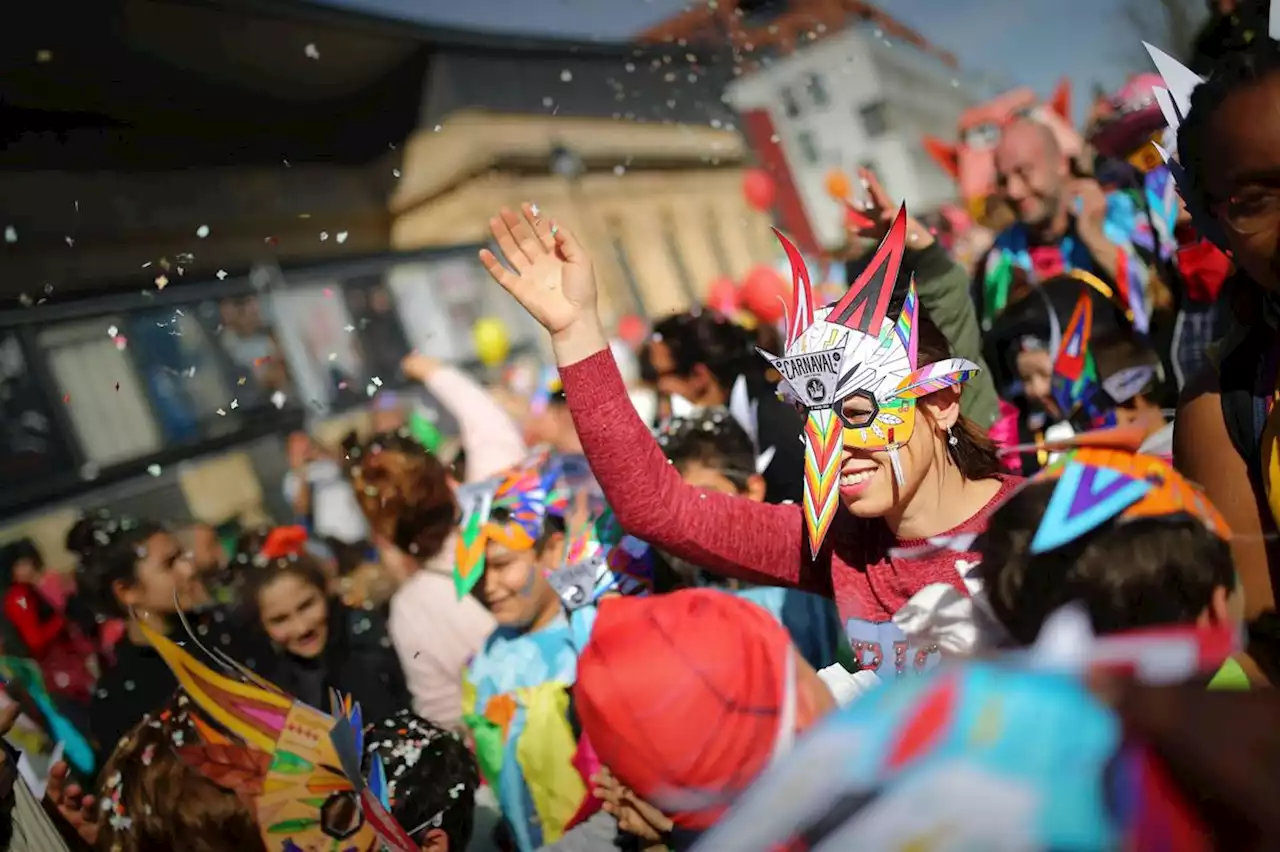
458 450 649 851
654 404 846 671
363 710 479 852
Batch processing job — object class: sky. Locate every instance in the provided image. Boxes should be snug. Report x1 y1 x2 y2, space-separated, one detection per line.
321 0 1202 122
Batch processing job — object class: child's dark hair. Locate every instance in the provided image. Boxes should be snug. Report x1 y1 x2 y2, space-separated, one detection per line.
0 537 43 586
363 710 477 848
979 479 1235 645
97 692 267 852
66 510 164 617
1178 38 1280 216
641 311 762 389
657 409 758 493
913 310 1003 480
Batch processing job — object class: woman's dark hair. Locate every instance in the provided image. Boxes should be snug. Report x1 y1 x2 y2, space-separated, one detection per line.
641 311 764 390
363 710 478 848
979 479 1235 645
657 409 759 493
913 310 1003 480
97 693 266 852
1178 38 1280 216
345 430 456 560
0 537 43 586
66 510 163 617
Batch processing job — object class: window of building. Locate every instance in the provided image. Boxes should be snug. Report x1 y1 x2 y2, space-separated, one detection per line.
39 318 163 466
706 208 733 278
662 215 697 305
780 86 801 119
796 130 821 165
608 221 647 315
0 331 74 493
805 73 830 108
859 100 890 139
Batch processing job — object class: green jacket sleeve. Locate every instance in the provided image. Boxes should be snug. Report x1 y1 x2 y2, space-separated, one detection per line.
905 242 1000 429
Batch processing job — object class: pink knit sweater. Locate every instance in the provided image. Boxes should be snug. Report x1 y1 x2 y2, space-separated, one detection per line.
562 350 1019 625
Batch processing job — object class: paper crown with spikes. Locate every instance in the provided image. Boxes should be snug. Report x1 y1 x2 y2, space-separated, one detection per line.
756 208 981 555
135 619 418 852
452 449 592 598
546 495 653 613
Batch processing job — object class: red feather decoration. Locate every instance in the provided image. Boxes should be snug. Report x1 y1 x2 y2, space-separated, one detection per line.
176 744 271 794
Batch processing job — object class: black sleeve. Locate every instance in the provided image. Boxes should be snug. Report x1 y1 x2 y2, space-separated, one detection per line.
753 391 804 504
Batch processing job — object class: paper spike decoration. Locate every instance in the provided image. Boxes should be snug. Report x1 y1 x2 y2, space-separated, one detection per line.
1049 292 1110 427
1027 444 1230 553
756 206 980 553
135 621 417 852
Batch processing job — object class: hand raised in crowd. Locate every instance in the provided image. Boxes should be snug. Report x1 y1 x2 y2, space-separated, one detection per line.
1068 177 1109 238
479 205 607 364
45 760 100 848
847 167 935 250
401 352 441 384
592 766 673 845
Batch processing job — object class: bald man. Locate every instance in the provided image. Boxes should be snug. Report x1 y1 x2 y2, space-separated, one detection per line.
974 116 1149 334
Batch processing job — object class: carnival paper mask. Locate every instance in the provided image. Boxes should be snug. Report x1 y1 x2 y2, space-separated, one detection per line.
757 209 981 555
136 620 417 852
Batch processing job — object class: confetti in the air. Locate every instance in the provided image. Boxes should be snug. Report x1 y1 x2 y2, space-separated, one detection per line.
147 464 162 477
305 43 320 59
229 398 239 410
3 226 15 243
196 225 209 238
216 269 227 280
336 231 349 244
271 390 287 409
155 275 169 290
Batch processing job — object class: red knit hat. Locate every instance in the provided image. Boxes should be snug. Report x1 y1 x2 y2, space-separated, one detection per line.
574 588 794 830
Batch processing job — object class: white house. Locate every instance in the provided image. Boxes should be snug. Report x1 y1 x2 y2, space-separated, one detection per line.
726 22 976 248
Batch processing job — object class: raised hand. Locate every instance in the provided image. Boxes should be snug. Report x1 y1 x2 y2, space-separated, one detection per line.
479 204 599 342
848 167 935 250
45 760 100 847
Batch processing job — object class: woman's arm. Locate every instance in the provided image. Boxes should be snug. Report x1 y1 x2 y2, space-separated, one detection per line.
1174 367 1277 618
561 348 820 593
3 590 66 658
403 354 527 482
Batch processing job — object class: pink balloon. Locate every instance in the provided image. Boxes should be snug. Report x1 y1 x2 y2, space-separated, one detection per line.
740 266 788 324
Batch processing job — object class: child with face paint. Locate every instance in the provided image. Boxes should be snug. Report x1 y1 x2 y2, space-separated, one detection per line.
479 203 1013 680
455 451 652 852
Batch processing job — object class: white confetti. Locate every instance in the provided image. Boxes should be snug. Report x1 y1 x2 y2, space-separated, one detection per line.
195 224 210 238
560 69 573 82
336 231 349 244
216 269 227 280
107 325 118 338
304 43 320 59
229 398 239 410
366 383 378 397
3 226 15 243
320 231 329 241
147 464 161 477
371 376 383 387
271 390 286 409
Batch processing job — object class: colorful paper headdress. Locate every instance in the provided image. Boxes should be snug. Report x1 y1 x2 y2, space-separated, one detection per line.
453 450 592 598
135 620 417 852
1005 427 1230 554
757 208 980 555
547 500 653 612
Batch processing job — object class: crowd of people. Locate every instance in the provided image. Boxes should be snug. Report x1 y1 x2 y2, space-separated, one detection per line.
4 3 1280 849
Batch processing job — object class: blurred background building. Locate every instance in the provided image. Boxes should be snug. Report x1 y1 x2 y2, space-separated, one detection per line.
0 0 778 559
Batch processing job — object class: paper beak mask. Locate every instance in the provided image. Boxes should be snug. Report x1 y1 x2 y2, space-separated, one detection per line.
757 208 980 555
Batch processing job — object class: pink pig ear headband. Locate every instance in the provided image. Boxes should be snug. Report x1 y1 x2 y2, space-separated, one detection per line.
756 207 981 556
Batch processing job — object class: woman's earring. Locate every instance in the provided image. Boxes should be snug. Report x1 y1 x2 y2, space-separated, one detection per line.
946 425 958 447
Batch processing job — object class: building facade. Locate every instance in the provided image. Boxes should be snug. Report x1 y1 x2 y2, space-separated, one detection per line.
725 23 976 249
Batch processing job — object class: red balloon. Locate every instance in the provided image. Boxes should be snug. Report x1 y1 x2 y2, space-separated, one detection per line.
705 276 739 314
742 168 776 211
616 314 648 346
740 266 788 324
